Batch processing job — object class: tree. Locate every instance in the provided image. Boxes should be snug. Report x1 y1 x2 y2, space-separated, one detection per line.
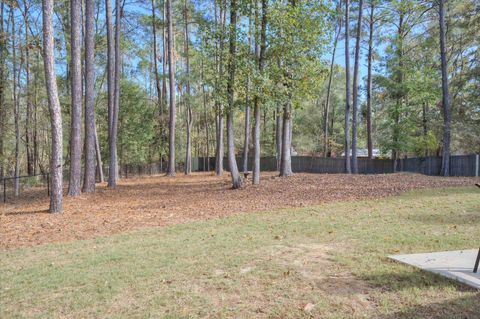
11 6 19 196
42 0 63 213
68 0 83 196
105 0 116 184
366 0 375 159
0 0 5 179
83 0 96 193
184 0 193 175
252 0 267 185
438 0 450 176
351 0 363 173
166 0 176 176
226 0 242 189
344 0 351 173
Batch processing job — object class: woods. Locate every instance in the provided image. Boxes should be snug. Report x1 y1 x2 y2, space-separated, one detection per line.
0 0 478 212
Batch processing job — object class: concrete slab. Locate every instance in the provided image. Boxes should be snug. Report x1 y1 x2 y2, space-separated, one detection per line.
389 249 480 290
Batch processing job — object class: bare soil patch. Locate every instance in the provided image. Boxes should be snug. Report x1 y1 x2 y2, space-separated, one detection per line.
0 172 477 249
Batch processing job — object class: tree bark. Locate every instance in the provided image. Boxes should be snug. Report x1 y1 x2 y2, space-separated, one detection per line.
366 1 374 159
12 7 20 196
252 0 267 185
184 0 192 175
275 103 282 170
323 7 342 158
166 0 176 176
43 0 64 213
83 0 96 192
280 101 292 177
226 0 242 189
215 0 226 176
0 0 5 179
439 0 451 176
105 0 116 184
94 122 104 182
23 2 34 176
201 59 210 171
351 0 363 174
68 0 83 196
344 0 351 173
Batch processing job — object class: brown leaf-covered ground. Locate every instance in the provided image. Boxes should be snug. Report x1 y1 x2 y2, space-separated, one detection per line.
0 172 478 249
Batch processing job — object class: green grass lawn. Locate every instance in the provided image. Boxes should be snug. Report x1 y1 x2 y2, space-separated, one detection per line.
1 187 479 318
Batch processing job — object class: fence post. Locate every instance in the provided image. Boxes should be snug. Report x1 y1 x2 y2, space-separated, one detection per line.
476 154 479 177
3 178 5 204
46 173 50 196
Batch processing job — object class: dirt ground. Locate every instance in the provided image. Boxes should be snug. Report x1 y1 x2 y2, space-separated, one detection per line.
0 172 477 249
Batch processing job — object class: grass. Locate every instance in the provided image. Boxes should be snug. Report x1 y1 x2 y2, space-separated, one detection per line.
1 187 479 318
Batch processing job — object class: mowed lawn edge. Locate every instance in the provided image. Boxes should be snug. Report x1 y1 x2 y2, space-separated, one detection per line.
1 187 479 318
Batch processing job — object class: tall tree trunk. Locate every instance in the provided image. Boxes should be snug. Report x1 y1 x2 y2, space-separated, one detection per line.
83 0 96 192
184 0 192 175
439 0 451 176
215 1 226 176
23 2 34 176
68 0 82 196
275 103 282 170
280 100 292 177
252 0 267 185
166 0 176 176
201 59 210 171
351 0 363 174
226 0 242 189
323 10 341 158
242 80 250 173
366 1 374 159
94 122 104 182
43 0 64 213
344 0 351 173
105 0 115 183
0 0 5 179
11 8 20 196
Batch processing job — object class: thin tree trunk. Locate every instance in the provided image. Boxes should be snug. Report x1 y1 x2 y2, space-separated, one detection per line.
94 122 104 182
323 2 342 158
43 0 64 213
226 0 242 189
11 8 20 196
215 0 226 176
243 80 250 173
344 0 351 173
184 0 192 175
23 2 34 176
439 0 451 176
351 0 363 174
275 103 282 170
83 0 96 192
201 59 210 171
252 0 267 185
68 0 82 195
166 0 176 175
366 1 374 159
105 0 115 183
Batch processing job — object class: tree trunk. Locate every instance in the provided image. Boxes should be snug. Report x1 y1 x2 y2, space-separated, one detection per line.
323 2 342 158
68 0 82 196
166 0 176 176
94 122 104 182
43 0 64 213
184 0 192 175
214 0 226 176
83 0 96 192
366 1 374 159
226 0 242 189
243 80 250 173
23 2 34 176
275 103 282 170
201 59 210 171
252 0 267 185
280 101 292 177
439 0 451 176
344 0 351 173
0 0 5 179
351 0 363 174
11 8 20 196
105 0 115 184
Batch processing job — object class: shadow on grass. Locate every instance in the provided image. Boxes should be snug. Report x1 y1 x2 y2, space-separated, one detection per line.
405 212 480 225
377 294 480 319
361 268 474 293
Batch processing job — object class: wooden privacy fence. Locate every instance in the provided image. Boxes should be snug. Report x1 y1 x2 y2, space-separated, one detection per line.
192 154 480 177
